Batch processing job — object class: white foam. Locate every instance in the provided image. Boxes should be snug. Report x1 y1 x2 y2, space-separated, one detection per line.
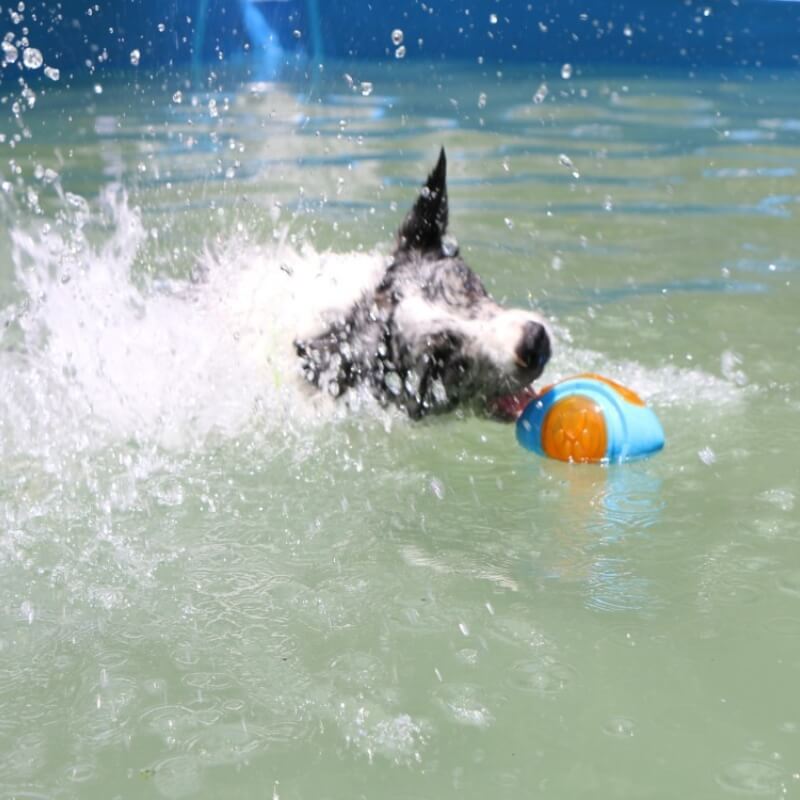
546 344 749 410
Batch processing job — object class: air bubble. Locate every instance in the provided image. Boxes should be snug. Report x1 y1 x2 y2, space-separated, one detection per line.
129 48 141 66
360 81 373 97
560 63 572 80
532 83 548 104
172 90 183 104
43 65 59 80
93 83 103 95
394 45 406 59
391 29 404 46
489 13 498 24
623 24 633 38
157 22 166 33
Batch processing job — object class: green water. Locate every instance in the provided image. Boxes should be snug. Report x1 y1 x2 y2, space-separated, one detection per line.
1 63 799 798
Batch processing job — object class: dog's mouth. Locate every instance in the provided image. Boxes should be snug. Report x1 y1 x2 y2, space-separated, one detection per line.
485 385 540 422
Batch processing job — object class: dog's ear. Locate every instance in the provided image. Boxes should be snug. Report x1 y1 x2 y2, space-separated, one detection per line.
396 147 448 254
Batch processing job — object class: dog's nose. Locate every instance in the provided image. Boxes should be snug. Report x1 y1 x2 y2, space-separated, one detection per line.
514 321 551 373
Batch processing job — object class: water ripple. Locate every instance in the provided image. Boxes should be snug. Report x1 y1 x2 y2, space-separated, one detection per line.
716 760 785 795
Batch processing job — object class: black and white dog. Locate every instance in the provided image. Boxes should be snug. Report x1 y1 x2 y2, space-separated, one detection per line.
295 149 551 419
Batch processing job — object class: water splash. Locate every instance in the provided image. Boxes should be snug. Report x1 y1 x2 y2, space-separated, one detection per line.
0 186 388 461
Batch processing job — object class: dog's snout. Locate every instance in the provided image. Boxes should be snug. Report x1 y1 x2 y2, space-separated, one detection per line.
514 321 551 373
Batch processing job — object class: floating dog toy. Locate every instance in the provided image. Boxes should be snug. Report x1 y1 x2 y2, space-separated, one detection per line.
516 374 664 464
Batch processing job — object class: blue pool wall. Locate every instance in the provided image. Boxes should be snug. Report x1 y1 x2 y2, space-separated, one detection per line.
17 0 800 83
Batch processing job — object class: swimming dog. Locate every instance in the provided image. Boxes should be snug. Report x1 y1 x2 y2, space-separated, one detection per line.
294 148 551 419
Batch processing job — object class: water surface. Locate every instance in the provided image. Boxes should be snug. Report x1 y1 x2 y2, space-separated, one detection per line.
1 62 799 798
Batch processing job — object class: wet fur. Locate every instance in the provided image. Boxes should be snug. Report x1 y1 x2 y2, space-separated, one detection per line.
294 149 550 419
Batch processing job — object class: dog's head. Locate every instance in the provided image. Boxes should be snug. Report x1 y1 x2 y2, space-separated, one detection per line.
296 148 551 419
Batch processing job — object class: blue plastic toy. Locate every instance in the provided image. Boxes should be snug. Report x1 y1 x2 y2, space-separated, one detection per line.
516 373 665 464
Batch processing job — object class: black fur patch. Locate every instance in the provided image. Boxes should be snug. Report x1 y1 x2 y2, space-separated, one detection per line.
397 147 448 255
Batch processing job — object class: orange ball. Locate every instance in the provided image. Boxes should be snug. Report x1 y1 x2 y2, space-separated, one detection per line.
540 394 608 463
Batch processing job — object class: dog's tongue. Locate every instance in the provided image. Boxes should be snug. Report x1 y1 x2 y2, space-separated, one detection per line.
487 386 539 422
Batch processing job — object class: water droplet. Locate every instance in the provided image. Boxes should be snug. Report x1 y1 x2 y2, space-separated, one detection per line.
489 13 498 24
93 83 103 95
721 350 747 386
759 488 795 513
385 371 402 395
172 90 183 103
442 235 458 257
22 46 43 69
698 447 716 466
603 717 636 737
532 82 548 104
394 45 406 59
1 41 18 64
129 48 141 66
558 153 580 178
391 29 404 46
507 658 576 695
560 63 573 80
43 65 59 81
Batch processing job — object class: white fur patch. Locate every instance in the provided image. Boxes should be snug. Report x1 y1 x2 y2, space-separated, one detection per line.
392 291 550 376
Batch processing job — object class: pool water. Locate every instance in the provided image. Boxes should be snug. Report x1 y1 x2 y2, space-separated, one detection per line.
1 62 799 798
